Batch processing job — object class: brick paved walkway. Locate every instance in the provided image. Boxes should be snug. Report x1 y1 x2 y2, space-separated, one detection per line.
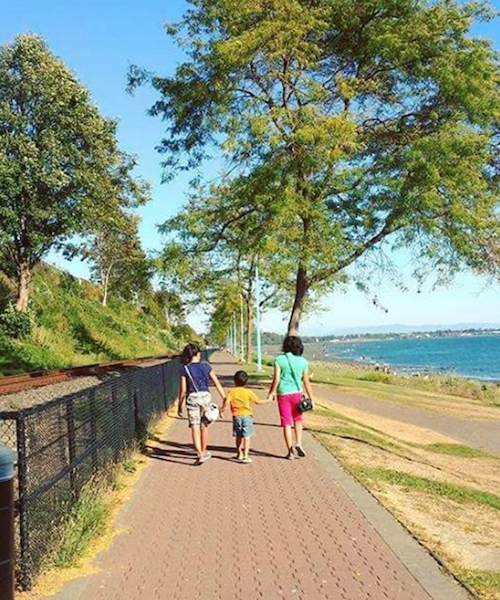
54 354 457 600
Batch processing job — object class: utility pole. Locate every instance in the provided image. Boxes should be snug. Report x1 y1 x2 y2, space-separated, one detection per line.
255 265 262 372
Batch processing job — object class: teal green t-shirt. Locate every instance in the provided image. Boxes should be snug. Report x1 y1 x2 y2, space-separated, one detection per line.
275 353 308 395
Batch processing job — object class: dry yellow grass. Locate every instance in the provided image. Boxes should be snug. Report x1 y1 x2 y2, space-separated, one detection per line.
308 403 500 600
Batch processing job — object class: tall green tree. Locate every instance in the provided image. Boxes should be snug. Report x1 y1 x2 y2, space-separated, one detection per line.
77 213 151 307
206 280 241 348
159 177 294 359
0 34 147 311
153 287 186 326
131 0 500 334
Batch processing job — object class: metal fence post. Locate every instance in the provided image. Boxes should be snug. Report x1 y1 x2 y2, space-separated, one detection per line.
0 444 16 600
111 383 120 461
16 415 32 590
133 390 143 443
162 364 169 411
89 389 98 471
66 397 77 499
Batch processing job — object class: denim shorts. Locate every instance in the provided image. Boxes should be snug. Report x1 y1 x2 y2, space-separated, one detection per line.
232 415 254 438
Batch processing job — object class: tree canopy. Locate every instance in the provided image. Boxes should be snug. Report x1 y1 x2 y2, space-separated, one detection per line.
132 0 500 333
159 175 299 358
0 34 149 311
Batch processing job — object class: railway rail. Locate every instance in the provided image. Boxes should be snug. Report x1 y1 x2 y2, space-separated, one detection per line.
0 353 179 396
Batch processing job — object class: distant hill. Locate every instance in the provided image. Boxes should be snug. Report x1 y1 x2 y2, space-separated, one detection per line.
322 323 500 336
262 323 500 344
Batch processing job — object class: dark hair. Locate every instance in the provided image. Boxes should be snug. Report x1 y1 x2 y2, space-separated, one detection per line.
282 335 304 356
181 343 201 365
233 370 248 386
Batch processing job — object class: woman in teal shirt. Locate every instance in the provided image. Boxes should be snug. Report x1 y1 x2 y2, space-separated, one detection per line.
268 336 315 459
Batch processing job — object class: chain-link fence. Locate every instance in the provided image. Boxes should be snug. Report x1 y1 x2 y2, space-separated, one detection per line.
0 354 200 590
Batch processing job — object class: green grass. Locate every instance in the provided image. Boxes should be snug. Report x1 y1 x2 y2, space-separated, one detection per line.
308 361 500 407
50 445 145 570
423 443 490 458
0 264 199 375
52 480 111 568
251 350 500 406
459 569 500 600
354 466 500 511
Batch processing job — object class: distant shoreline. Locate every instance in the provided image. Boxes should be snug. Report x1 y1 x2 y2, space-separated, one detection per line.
262 328 500 347
301 335 500 383
303 329 500 345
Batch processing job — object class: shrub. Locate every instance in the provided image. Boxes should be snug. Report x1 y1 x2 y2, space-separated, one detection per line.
359 371 391 384
0 305 34 339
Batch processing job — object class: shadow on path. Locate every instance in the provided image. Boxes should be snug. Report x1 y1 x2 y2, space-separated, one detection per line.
148 437 283 461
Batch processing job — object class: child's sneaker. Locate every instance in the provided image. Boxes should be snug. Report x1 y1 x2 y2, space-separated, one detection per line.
241 456 252 464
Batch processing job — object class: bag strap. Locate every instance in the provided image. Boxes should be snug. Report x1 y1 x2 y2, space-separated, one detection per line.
285 354 302 392
184 365 199 393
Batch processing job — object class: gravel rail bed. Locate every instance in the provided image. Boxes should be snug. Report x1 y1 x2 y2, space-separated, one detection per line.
0 375 111 411
0 358 176 412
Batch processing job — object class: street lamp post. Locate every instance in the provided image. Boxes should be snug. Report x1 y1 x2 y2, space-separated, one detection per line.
233 313 237 357
255 266 263 372
240 294 245 362
230 318 234 355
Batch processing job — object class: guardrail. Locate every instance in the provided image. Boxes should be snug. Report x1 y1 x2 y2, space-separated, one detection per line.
0 350 214 591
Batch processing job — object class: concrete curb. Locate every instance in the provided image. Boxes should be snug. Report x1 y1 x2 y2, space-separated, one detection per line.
305 430 473 600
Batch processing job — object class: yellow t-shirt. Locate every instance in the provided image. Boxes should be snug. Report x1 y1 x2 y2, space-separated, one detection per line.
227 387 259 417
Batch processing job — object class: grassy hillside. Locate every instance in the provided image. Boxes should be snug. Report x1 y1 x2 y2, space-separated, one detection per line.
0 264 197 375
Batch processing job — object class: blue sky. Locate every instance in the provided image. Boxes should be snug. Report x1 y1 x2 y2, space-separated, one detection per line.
1 0 500 334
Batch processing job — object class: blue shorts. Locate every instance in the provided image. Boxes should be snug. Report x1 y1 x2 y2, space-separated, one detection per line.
232 415 254 438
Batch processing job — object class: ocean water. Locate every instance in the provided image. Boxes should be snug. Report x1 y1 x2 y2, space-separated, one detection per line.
312 335 500 381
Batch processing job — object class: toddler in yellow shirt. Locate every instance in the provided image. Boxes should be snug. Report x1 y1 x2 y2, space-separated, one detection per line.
221 370 268 463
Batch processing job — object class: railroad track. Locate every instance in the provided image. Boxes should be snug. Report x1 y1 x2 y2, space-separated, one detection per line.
0 354 179 396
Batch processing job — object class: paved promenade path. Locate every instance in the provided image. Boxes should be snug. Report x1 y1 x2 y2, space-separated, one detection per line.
53 354 470 600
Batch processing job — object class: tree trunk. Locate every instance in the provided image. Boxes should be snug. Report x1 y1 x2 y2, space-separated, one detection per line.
102 267 112 307
102 281 108 307
287 266 308 336
16 261 31 312
245 296 254 363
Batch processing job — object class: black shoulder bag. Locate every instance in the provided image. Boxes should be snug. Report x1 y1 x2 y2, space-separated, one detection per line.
285 354 313 413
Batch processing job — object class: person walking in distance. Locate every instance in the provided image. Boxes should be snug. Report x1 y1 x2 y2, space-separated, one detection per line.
268 335 314 459
177 344 226 465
